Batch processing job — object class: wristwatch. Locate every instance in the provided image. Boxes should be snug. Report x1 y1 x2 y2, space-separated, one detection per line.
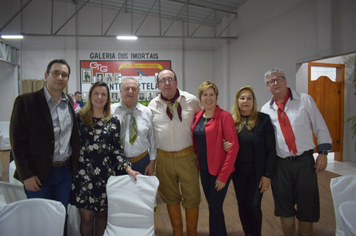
318 150 328 155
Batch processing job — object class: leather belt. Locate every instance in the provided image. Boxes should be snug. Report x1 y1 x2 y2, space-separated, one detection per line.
157 146 194 159
279 150 313 161
129 150 149 164
52 158 70 167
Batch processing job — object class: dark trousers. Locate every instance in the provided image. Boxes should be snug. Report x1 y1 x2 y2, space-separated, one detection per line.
272 155 320 222
200 169 231 236
25 163 72 236
232 165 263 236
131 153 150 175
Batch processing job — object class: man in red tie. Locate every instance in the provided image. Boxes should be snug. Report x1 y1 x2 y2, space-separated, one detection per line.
261 68 332 236
148 69 201 236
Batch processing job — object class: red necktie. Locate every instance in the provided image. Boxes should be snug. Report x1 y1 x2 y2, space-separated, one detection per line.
273 89 298 155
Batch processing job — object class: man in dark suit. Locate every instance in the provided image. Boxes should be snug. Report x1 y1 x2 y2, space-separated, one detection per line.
10 59 79 209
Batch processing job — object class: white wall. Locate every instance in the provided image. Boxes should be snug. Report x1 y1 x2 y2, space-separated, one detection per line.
0 62 17 122
1 0 356 160
215 0 356 161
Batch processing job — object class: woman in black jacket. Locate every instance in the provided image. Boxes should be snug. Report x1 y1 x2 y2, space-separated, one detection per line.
226 86 276 236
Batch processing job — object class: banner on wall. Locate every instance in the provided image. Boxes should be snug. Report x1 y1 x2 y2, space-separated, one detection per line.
80 60 171 106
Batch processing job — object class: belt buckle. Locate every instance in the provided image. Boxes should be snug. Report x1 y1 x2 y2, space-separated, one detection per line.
285 156 294 161
52 162 62 167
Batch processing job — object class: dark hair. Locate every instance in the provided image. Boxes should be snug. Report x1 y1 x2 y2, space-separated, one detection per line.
74 91 81 95
156 68 177 83
46 59 71 77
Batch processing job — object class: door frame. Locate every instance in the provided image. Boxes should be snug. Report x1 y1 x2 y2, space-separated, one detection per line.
308 62 345 161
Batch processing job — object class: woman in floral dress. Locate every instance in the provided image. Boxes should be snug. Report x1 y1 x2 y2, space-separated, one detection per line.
71 81 140 236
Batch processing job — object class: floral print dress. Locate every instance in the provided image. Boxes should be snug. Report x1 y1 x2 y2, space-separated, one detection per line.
71 114 130 211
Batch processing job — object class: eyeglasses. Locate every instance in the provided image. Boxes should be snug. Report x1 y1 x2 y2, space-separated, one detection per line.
50 71 69 79
158 77 175 84
123 87 138 92
266 76 285 86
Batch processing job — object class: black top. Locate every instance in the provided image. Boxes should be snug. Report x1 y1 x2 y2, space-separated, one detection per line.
236 125 255 166
193 116 211 170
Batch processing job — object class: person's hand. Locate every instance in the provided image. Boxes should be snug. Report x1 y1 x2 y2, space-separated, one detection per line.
144 160 156 176
125 167 141 181
259 176 270 193
215 179 226 191
315 154 327 173
23 176 42 192
223 140 232 152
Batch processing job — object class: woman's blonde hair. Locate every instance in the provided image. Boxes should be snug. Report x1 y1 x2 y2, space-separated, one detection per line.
231 86 258 132
79 81 112 126
198 81 219 102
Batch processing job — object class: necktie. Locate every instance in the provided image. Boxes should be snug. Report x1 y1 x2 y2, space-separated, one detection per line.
120 102 138 148
273 89 298 155
160 89 182 121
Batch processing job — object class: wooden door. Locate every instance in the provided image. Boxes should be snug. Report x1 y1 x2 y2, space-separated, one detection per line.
308 63 344 161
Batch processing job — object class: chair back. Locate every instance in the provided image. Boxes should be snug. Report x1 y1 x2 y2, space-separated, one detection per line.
104 175 159 236
0 198 66 236
330 175 356 236
0 181 26 204
339 200 356 236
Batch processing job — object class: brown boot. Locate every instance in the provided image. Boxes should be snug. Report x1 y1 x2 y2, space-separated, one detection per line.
298 221 313 236
280 217 296 236
185 207 199 236
167 204 183 236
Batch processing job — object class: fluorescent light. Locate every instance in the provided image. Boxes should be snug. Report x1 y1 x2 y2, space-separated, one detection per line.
117 36 137 40
1 35 24 39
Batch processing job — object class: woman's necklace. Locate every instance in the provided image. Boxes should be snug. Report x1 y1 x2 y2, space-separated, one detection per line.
241 115 250 125
203 113 212 125
203 117 208 125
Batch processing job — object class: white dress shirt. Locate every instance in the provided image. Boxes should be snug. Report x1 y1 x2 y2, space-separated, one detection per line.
111 102 156 160
261 89 332 158
148 89 201 152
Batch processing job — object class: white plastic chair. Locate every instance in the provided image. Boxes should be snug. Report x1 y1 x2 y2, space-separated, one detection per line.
67 204 81 236
0 181 26 205
330 175 356 236
0 198 66 236
104 175 159 236
8 160 23 185
339 200 356 236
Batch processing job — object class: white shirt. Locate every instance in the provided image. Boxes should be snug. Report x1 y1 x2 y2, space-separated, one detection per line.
261 89 332 158
148 89 201 152
111 102 156 160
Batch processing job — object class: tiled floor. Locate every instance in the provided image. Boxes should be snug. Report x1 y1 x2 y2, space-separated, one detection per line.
1 154 355 208
324 153 356 176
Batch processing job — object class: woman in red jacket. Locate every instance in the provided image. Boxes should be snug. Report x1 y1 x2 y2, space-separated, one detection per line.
192 81 239 236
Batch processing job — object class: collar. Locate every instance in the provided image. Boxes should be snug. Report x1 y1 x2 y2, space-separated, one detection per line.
43 86 68 104
269 87 294 106
157 89 186 105
118 101 143 112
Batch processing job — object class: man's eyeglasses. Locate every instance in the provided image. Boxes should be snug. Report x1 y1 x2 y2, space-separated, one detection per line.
123 87 138 92
158 77 175 84
50 71 69 79
266 76 285 86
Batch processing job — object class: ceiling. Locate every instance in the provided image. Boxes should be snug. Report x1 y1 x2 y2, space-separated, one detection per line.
74 0 247 27
1 0 248 39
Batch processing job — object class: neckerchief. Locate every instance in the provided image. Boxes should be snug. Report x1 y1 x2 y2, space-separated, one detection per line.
120 101 138 148
273 89 298 155
160 89 182 121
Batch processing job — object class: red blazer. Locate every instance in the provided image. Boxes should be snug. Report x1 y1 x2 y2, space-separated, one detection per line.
192 105 239 183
